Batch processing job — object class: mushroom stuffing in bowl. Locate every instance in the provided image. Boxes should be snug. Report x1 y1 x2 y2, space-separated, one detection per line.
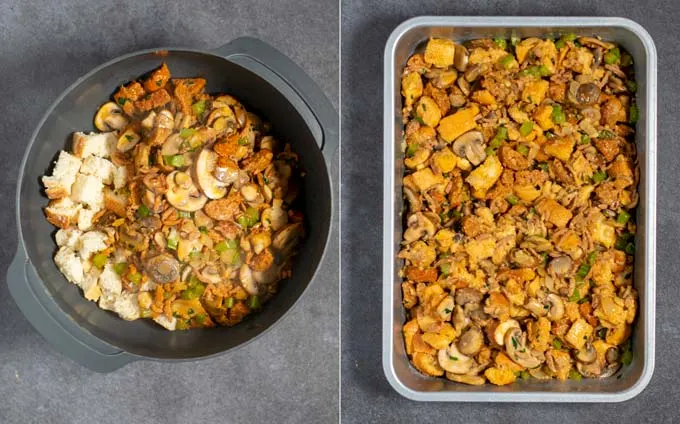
8 38 336 372
398 34 639 386
42 63 306 331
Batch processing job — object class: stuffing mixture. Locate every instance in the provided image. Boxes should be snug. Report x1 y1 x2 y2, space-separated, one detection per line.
399 35 638 385
43 64 304 331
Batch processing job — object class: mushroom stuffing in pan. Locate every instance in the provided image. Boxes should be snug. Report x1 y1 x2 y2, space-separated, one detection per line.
399 35 638 385
42 63 305 331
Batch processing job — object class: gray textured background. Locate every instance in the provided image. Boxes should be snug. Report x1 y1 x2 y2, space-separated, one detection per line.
341 1 676 423
0 1 339 423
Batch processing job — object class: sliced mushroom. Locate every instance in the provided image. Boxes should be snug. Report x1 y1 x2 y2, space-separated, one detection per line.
576 360 604 378
453 44 469 72
436 295 454 321
160 133 193 169
598 362 621 378
261 199 288 231
145 253 180 284
525 298 548 317
505 327 545 369
575 342 597 364
250 267 276 285
165 171 208 212
547 256 573 277
194 148 227 199
207 107 238 135
403 186 422 212
510 249 539 268
95 102 128 131
452 305 470 332
153 232 167 249
404 147 431 169
214 156 240 185
196 265 222 284
438 343 474 374
446 373 485 385
577 37 616 50
568 81 601 106
464 64 482 82
404 212 437 242
140 111 157 130
458 326 483 356
147 110 174 146
241 183 264 204
272 222 305 259
117 127 141 152
545 294 565 321
239 264 258 295
455 288 484 306
494 319 520 346
452 131 486 166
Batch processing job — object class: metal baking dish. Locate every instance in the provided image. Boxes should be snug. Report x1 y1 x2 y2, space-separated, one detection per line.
383 16 656 402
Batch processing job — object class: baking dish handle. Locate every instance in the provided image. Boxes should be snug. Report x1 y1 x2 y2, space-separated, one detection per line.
7 246 134 373
212 37 338 163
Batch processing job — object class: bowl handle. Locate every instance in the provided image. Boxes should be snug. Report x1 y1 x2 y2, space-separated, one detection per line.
212 37 338 164
7 246 135 373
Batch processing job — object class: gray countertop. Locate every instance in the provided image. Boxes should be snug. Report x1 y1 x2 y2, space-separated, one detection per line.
341 0 678 423
0 1 338 423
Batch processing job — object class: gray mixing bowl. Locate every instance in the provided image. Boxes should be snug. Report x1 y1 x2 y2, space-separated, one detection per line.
7 37 337 372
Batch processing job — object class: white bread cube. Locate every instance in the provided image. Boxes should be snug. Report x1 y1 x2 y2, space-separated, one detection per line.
98 292 117 312
41 150 82 199
55 228 83 249
98 263 122 295
45 197 82 229
113 292 141 320
71 173 104 209
76 230 108 260
54 247 84 286
81 268 102 301
113 166 129 190
103 188 128 217
80 156 116 185
72 131 116 159
77 206 102 231
153 315 177 331
140 280 157 292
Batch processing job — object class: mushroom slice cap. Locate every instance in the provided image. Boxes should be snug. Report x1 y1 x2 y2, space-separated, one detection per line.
95 101 128 132
272 222 305 258
457 326 484 356
145 253 180 284
494 318 520 346
436 295 454 321
452 131 486 166
253 265 280 285
194 149 227 199
239 264 258 295
504 327 545 369
575 342 598 364
545 293 565 321
165 171 208 212
453 44 469 72
404 212 437 242
437 343 474 374
207 107 238 135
